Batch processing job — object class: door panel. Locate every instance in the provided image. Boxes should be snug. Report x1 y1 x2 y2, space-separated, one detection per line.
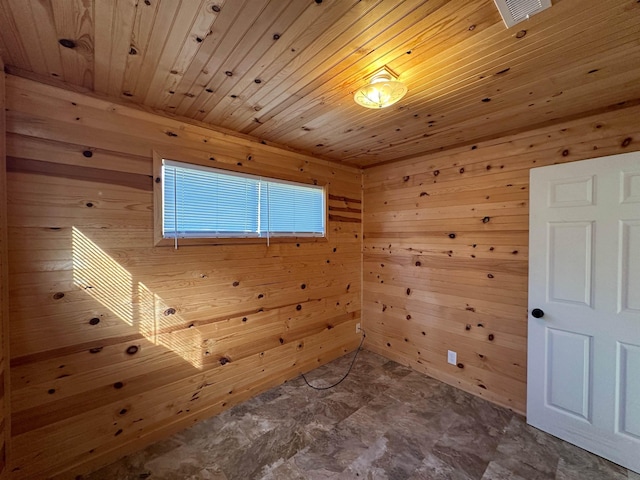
620 171 640 203
547 222 593 306
546 328 592 420
619 221 640 313
617 342 640 439
528 151 640 474
548 176 595 207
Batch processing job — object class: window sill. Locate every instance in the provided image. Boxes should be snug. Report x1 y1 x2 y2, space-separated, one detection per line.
154 236 328 247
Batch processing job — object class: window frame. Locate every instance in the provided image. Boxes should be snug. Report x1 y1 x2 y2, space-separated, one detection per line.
153 150 329 246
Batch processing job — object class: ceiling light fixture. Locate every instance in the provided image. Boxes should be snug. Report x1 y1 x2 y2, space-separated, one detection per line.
353 67 407 109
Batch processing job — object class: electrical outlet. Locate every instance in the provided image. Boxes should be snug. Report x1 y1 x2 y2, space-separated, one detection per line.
447 350 457 365
356 323 361 333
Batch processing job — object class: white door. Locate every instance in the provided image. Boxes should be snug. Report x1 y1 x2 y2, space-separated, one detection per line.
528 151 640 473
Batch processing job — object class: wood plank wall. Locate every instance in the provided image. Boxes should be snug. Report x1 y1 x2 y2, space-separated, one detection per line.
0 62 9 480
362 102 640 414
4 75 362 479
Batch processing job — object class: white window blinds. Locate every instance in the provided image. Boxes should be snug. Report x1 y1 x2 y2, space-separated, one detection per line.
162 160 325 240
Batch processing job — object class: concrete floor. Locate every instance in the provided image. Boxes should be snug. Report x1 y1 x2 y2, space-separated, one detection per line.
86 350 639 480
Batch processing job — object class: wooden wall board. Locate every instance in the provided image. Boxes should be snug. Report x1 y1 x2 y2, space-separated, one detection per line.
362 101 640 415
5 75 361 193
4 78 362 479
364 100 640 181
0 59 10 480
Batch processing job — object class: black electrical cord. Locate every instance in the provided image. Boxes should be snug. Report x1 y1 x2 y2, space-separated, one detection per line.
301 330 366 390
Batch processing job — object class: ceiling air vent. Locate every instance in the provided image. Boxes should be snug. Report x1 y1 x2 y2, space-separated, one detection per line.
494 0 551 28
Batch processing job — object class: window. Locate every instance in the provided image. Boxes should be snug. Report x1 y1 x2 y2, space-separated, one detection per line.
159 159 325 244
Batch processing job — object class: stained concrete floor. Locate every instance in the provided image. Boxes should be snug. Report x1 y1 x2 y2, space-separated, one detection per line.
86 350 639 480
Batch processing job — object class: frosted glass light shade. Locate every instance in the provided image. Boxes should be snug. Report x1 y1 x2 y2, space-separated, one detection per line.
354 69 407 109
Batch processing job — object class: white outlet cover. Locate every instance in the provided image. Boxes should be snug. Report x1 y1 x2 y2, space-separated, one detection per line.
447 350 457 365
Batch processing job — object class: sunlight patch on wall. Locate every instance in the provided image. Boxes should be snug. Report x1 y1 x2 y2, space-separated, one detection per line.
138 282 203 369
72 227 203 369
72 227 134 325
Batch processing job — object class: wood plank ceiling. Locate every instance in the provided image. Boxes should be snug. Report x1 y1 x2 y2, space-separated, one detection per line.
0 0 639 168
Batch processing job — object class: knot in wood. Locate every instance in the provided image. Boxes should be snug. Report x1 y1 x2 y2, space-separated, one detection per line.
58 38 76 49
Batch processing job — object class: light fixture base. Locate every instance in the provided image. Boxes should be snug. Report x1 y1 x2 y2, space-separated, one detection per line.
354 66 407 109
